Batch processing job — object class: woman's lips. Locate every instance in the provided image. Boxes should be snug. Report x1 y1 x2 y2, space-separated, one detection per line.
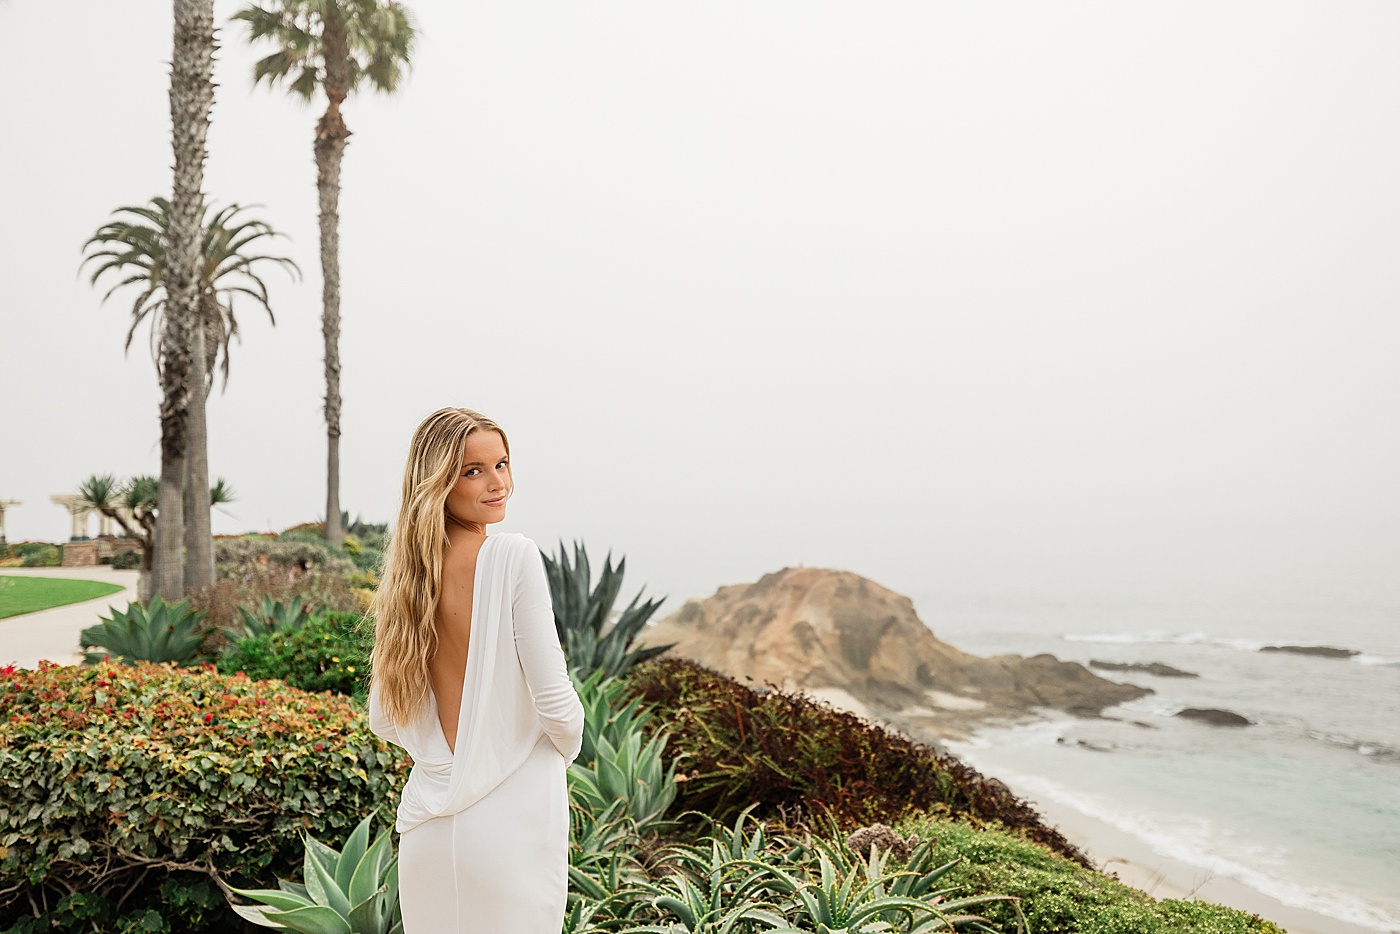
482 496 506 507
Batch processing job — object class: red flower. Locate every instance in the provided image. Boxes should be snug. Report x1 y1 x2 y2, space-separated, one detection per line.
314 743 324 752
96 680 108 687
203 713 214 723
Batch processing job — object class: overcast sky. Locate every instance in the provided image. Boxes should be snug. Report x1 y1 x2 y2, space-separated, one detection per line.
2 1 1398 614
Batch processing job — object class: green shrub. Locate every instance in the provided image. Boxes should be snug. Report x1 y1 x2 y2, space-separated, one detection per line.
893 815 1284 934
217 612 372 703
79 597 211 667
14 544 62 568
110 550 142 570
625 659 1087 863
214 536 355 581
0 660 407 931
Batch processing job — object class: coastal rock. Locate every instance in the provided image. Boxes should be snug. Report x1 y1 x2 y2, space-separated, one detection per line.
636 567 1151 738
1260 645 1358 659
1175 707 1252 727
1089 660 1199 678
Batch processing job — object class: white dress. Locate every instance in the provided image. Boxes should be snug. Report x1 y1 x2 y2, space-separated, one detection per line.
368 532 585 933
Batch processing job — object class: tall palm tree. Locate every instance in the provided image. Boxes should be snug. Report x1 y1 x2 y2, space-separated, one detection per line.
82 198 298 589
154 0 218 601
232 0 415 550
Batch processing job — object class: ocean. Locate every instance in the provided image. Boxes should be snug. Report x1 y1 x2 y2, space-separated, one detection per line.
913 595 1400 934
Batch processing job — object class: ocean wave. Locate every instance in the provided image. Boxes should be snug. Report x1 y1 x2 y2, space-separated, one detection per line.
1307 731 1400 764
1062 631 1267 651
1116 696 1186 718
1064 631 1395 665
957 763 1400 933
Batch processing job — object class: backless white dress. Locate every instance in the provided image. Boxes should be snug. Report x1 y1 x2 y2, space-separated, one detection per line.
368 533 584 933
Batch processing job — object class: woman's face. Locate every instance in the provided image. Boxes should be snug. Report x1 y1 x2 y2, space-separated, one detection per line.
444 429 511 531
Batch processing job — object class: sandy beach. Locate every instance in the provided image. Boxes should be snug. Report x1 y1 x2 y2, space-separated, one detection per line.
1009 781 1385 934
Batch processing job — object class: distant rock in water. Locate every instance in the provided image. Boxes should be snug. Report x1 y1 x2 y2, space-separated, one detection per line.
1260 644 1359 659
636 567 1151 739
1090 660 1199 678
1176 707 1252 727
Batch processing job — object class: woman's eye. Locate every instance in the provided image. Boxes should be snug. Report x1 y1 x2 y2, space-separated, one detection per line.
463 468 479 477
497 460 509 469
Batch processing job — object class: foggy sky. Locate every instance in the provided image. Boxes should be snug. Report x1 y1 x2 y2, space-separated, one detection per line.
2 1 1398 613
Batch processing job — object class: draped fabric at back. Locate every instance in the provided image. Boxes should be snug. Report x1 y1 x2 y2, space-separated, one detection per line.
370 533 547 832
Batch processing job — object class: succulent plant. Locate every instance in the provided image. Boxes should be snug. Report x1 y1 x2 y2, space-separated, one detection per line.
79 596 211 666
219 810 402 934
543 540 673 680
227 594 314 640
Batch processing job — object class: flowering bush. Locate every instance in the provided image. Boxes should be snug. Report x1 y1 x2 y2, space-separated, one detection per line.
0 659 407 930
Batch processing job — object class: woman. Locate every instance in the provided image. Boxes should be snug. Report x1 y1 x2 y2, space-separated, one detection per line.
367 407 584 932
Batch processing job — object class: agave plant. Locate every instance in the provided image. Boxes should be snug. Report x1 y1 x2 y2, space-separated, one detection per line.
79 596 211 666
226 594 314 640
543 541 673 680
568 708 679 830
220 810 402 934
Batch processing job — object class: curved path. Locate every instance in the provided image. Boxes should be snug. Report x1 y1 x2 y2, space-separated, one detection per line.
0 567 140 670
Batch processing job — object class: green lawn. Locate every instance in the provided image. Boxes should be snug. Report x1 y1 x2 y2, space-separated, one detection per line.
0 576 126 619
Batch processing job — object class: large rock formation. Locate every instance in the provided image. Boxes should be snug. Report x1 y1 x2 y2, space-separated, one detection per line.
637 567 1150 739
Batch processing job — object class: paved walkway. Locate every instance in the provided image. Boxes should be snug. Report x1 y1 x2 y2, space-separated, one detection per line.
0 566 140 670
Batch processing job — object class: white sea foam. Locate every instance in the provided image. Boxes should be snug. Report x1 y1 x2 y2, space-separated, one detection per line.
956 761 1400 933
1116 696 1186 718
1355 653 1400 667
1062 630 1267 651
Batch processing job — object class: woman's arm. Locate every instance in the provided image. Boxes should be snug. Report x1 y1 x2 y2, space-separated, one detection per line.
512 540 585 763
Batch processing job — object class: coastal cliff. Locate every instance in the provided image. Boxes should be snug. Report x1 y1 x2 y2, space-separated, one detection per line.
636 567 1149 739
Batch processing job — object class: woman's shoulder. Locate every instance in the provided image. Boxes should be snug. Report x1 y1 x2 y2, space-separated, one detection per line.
488 532 541 560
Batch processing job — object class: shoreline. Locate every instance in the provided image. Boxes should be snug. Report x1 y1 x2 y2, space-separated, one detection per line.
976 765 1388 934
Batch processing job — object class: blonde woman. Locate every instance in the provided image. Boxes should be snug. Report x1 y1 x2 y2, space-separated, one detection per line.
367 407 584 932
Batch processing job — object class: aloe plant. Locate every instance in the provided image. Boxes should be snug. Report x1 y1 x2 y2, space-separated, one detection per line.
220 810 402 934
79 596 211 666
575 668 655 766
568 719 678 830
543 540 674 679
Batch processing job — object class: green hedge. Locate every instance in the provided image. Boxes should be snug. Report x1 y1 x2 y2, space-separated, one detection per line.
0 660 407 932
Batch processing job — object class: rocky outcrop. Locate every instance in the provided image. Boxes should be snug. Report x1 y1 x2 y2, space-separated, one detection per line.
1175 708 1252 727
1090 660 1199 678
1260 645 1358 659
636 567 1150 739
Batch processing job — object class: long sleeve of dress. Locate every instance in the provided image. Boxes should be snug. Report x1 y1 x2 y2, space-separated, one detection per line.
367 680 404 748
512 543 585 764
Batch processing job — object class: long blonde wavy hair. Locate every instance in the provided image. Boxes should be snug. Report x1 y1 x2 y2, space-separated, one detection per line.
367 407 510 728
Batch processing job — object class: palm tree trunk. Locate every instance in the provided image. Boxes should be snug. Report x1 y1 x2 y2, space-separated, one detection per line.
316 9 352 552
161 0 216 599
183 297 215 590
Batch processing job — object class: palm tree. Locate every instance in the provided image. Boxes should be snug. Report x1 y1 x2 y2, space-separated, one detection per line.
82 198 297 590
78 474 237 603
153 0 218 601
232 0 416 550
77 475 159 601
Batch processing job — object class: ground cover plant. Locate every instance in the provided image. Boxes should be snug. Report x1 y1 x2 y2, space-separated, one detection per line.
0 576 125 619
0 659 407 933
892 813 1285 934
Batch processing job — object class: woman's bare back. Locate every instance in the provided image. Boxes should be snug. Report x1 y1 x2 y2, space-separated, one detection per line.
428 532 488 754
